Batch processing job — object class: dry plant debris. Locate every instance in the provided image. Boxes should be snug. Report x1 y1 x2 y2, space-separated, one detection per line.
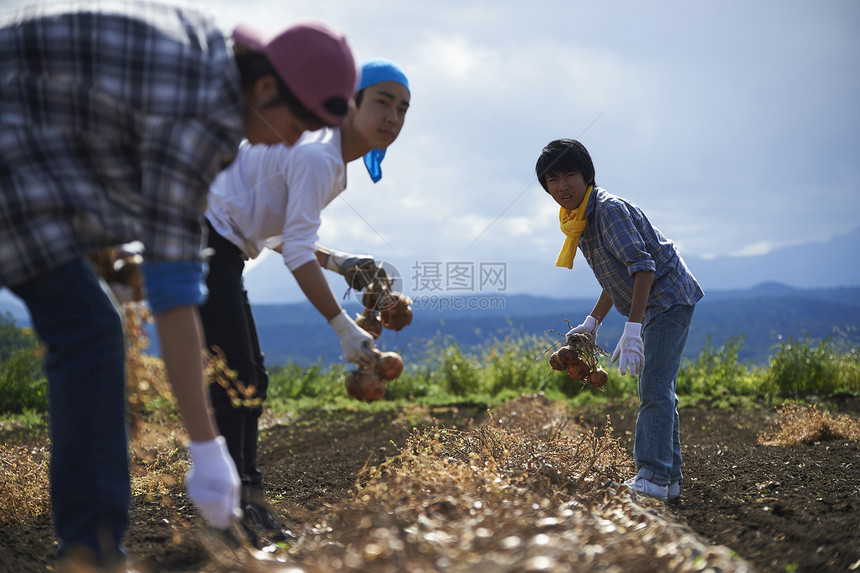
205 345 263 409
758 401 860 446
0 443 50 522
0 303 172 521
123 303 177 433
270 395 756 573
2 301 765 572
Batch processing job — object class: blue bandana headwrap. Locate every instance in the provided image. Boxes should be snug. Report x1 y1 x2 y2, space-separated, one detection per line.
357 58 410 183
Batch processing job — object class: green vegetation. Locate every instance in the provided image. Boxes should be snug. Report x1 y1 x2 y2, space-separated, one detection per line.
1 312 858 425
0 313 47 414
767 334 860 396
676 336 766 406
0 311 39 361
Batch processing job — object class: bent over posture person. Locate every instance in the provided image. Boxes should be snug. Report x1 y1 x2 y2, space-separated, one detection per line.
200 58 411 546
0 2 357 570
535 138 704 502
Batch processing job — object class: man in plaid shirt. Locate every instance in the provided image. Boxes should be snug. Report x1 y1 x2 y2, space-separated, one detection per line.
536 138 704 504
0 2 357 570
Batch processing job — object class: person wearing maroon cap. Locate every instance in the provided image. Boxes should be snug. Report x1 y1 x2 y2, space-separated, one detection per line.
0 1 356 571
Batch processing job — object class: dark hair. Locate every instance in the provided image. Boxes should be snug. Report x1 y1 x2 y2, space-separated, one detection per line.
535 138 596 192
353 88 365 107
234 50 347 125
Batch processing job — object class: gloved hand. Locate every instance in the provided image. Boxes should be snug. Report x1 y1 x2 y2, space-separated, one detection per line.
325 249 385 290
566 315 601 344
329 309 375 367
611 321 644 376
186 437 242 530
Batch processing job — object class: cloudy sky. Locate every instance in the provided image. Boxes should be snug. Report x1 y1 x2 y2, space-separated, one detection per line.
204 0 859 303
4 0 859 306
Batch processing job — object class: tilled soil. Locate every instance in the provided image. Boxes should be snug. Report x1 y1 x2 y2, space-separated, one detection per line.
1 396 858 573
575 396 860 573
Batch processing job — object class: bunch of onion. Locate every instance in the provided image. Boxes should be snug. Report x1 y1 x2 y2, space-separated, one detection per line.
89 245 145 302
547 332 609 390
355 278 413 338
345 349 405 401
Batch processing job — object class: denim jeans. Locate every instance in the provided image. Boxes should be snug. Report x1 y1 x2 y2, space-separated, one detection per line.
199 222 268 490
633 304 695 487
10 258 129 559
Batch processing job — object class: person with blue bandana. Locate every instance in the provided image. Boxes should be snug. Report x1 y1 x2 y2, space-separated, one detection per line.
199 58 411 546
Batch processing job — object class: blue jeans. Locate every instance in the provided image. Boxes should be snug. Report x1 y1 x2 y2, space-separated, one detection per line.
633 304 695 487
11 258 130 560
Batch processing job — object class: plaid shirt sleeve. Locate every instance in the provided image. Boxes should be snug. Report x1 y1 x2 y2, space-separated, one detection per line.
0 1 243 287
580 188 703 324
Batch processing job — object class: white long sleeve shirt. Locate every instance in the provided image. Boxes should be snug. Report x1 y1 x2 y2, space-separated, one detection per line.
206 128 346 271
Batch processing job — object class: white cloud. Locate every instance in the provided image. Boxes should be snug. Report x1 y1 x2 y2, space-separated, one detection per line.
419 35 491 83
100 0 860 296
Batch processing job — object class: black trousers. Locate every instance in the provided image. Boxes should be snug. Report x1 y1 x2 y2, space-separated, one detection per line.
199 221 268 490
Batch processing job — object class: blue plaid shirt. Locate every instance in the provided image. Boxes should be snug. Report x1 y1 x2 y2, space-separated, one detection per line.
0 1 243 288
578 187 704 325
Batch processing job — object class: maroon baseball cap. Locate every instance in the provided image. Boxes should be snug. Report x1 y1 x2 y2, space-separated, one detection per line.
233 21 357 127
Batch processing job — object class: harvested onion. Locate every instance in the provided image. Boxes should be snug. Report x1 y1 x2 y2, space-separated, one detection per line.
376 351 404 381
362 281 395 312
546 330 610 388
380 294 413 331
567 357 591 380
548 352 566 371
556 346 575 367
355 310 383 339
345 370 386 401
587 368 608 389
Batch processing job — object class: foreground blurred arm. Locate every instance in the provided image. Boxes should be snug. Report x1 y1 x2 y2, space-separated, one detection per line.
153 305 241 529
141 254 243 529
153 305 218 442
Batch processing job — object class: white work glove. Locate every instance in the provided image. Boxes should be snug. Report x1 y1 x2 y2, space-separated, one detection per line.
566 315 601 343
325 249 384 290
186 437 242 530
329 309 375 367
611 321 645 377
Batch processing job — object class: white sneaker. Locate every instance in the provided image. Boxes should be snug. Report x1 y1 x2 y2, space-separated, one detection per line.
624 477 668 501
668 481 682 500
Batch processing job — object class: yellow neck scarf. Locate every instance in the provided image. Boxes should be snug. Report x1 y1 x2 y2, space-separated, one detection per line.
555 185 593 269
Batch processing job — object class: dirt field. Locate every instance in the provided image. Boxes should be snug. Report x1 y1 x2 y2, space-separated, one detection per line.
1 395 858 573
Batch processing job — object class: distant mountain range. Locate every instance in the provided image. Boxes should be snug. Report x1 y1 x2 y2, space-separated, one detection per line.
238 225 860 305
236 282 860 367
2 226 859 369
2 282 858 367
